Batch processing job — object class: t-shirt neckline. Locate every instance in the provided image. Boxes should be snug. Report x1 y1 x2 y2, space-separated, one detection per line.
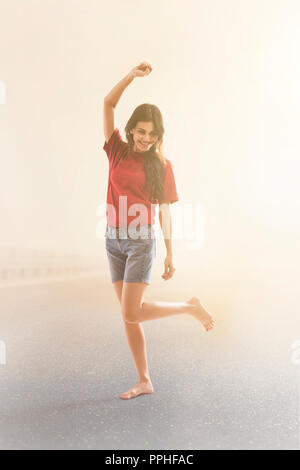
128 147 148 158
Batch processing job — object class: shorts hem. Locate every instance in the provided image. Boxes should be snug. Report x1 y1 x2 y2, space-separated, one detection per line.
123 280 151 285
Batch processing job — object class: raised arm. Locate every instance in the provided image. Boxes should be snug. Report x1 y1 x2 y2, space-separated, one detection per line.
103 62 153 144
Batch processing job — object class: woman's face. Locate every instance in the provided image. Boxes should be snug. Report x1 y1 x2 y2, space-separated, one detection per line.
130 121 159 153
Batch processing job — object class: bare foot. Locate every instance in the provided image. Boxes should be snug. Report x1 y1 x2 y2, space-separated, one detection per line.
120 381 154 400
186 297 215 331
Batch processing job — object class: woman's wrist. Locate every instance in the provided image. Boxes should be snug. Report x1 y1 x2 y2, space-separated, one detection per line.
127 71 135 81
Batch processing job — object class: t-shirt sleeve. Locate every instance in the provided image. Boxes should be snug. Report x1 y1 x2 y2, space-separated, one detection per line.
103 128 127 163
159 159 179 204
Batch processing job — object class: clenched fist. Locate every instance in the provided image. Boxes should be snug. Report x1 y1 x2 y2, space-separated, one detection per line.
129 61 153 78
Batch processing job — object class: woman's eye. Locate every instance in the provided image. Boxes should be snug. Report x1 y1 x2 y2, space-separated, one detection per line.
137 130 157 138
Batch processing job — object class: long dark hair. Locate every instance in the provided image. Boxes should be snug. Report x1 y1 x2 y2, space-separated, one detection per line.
123 103 167 203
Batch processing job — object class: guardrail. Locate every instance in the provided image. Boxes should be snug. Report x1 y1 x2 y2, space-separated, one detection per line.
0 248 104 285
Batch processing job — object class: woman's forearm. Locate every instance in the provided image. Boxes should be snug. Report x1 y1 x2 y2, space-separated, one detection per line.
163 236 173 255
159 205 173 255
104 72 134 108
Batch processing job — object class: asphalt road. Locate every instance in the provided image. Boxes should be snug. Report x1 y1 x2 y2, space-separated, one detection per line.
0 277 299 450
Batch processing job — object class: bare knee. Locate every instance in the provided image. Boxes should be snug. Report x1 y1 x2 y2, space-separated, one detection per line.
122 308 140 324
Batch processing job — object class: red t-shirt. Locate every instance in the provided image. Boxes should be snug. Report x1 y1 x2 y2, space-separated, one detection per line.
103 128 179 227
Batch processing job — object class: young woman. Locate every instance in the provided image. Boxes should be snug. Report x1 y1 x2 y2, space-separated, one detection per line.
103 61 214 400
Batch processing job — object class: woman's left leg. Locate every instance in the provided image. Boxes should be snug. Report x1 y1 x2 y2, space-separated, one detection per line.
122 282 214 331
119 281 214 400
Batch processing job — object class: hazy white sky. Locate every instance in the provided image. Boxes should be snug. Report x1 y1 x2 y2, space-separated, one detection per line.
0 0 299 291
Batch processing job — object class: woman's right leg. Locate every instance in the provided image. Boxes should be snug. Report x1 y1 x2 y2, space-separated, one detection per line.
112 280 153 399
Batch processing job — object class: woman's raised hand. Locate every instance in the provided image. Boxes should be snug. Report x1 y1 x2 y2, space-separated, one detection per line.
129 61 152 78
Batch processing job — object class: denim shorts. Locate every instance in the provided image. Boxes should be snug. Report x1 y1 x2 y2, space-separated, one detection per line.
104 225 156 285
